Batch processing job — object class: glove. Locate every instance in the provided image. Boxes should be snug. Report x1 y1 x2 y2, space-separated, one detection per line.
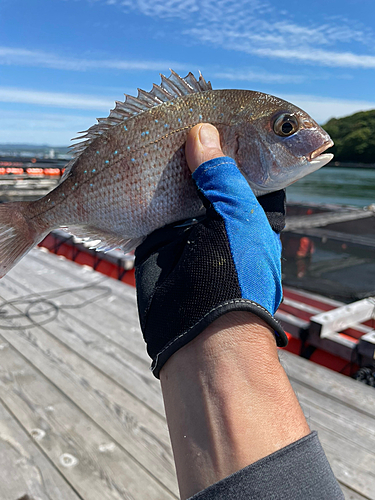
135 156 288 378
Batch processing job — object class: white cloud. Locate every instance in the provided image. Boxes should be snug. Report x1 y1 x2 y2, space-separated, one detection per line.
92 0 375 70
188 28 375 69
116 0 199 19
271 20 370 46
0 47 186 72
2 2 374 74
0 87 114 110
213 69 306 84
114 0 264 20
249 47 375 69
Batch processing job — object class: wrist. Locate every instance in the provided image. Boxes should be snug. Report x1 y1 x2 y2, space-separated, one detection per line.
160 311 279 381
160 312 309 499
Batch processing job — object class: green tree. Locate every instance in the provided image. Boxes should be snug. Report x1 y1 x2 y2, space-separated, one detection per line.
322 110 375 163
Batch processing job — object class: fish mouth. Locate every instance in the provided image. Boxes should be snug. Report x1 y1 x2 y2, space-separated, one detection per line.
307 139 334 169
309 139 334 161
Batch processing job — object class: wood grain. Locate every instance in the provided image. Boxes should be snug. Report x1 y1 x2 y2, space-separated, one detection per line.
0 336 176 500
2 253 164 416
0 278 178 494
1 248 374 500
0 397 81 500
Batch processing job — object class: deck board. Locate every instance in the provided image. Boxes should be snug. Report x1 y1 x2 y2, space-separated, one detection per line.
0 398 81 500
0 335 176 500
0 247 374 500
7 248 148 360
280 351 375 498
2 257 164 415
0 302 177 493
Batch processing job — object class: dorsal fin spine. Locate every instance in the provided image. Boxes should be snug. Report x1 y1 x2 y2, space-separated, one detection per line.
160 73 183 97
168 69 195 94
68 71 213 168
137 88 163 106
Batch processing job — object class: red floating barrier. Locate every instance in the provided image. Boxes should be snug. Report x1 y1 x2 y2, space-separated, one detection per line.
6 167 24 175
44 168 61 176
26 167 44 175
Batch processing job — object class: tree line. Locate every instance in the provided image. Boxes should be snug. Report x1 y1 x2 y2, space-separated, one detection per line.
322 109 375 164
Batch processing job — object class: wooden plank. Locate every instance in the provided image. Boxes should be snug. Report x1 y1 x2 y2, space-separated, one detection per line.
0 336 176 500
290 381 375 454
0 293 178 494
0 273 163 412
0 280 178 494
8 247 148 360
281 350 375 498
13 246 143 344
285 368 375 497
299 403 375 488
0 397 81 500
313 426 375 499
340 484 372 500
4 250 375 498
279 350 375 417
2 261 165 416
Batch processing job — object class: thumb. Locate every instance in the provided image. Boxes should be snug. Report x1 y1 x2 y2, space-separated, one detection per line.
185 124 225 173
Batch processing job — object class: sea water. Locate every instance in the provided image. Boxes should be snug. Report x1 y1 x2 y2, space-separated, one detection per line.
284 166 375 301
286 167 375 207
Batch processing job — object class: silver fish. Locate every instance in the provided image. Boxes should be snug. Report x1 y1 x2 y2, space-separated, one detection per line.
0 70 333 278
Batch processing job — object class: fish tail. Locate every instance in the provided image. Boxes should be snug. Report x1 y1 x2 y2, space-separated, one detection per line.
0 201 49 278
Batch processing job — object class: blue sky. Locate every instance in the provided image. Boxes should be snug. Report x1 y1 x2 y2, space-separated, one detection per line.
0 0 374 145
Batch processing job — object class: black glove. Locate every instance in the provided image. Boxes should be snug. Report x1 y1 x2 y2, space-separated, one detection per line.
135 157 287 378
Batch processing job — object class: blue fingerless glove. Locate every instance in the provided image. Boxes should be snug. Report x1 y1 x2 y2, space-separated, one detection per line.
193 157 283 318
135 157 287 378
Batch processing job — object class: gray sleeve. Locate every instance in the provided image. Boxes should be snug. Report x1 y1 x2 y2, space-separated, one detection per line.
188 431 344 500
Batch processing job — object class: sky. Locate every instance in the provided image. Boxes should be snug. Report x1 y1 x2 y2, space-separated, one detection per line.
0 0 374 146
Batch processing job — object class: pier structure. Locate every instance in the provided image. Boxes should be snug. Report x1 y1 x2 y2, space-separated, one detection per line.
0 247 374 500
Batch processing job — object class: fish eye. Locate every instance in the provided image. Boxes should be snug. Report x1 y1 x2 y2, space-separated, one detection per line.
273 113 299 137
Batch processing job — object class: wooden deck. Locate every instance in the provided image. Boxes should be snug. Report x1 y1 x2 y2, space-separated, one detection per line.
0 247 374 500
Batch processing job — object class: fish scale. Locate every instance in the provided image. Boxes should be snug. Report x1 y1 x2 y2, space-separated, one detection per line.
0 71 333 279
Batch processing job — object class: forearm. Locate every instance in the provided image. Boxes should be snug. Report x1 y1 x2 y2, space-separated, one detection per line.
160 312 310 500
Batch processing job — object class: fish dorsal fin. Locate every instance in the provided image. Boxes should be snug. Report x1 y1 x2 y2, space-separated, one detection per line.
64 71 212 179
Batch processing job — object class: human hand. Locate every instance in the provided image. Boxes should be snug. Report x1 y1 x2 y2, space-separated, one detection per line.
135 124 287 378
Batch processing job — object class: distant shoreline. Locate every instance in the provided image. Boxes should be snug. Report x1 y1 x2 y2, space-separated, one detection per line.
327 161 375 169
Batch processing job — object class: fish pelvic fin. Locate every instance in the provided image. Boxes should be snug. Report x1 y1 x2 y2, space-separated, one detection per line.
0 201 49 278
66 225 145 254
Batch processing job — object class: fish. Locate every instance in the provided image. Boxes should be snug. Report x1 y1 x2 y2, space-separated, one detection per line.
0 70 333 279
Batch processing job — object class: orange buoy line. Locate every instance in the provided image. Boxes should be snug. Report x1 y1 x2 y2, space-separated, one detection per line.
0 167 24 175
26 168 44 175
0 156 67 176
0 166 63 176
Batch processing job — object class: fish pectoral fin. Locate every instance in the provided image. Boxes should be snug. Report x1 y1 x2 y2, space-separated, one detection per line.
64 225 144 254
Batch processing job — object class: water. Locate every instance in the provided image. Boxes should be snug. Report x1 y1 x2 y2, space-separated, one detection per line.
286 167 375 207
283 166 375 301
